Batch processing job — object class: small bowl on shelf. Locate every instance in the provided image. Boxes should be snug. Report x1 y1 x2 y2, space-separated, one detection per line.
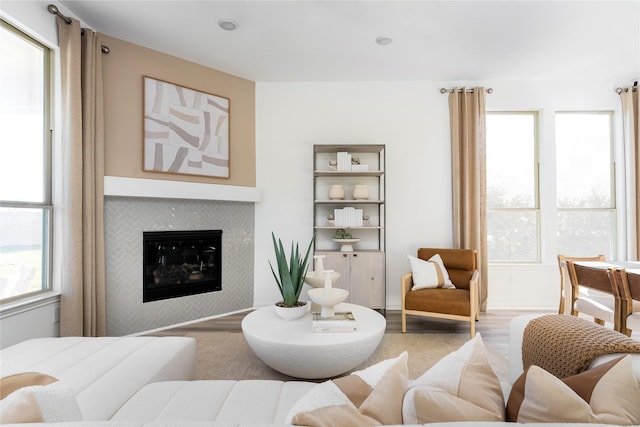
332 238 360 252
304 271 341 288
308 287 349 318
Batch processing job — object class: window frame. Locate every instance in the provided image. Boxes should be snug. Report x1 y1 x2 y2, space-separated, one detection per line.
486 110 541 263
0 19 54 304
555 110 617 259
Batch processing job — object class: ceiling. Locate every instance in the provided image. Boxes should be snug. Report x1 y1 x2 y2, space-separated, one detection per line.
59 0 640 83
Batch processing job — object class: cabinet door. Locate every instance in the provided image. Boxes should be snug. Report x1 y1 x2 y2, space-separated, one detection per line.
350 252 385 308
317 252 351 294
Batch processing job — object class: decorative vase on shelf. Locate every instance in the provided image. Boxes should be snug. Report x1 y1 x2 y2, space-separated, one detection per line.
352 184 369 200
328 184 345 200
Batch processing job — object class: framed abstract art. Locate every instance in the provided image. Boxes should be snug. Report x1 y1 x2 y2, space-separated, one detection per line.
143 76 230 178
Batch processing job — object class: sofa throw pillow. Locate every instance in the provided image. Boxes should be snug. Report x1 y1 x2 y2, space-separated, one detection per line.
407 254 455 290
0 374 82 423
286 352 409 426
0 372 58 399
506 355 640 425
403 334 505 423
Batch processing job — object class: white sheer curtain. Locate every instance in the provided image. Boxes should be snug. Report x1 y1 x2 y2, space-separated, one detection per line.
57 16 106 336
620 86 639 260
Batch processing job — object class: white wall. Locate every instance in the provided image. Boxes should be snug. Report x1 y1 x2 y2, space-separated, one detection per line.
1 297 59 348
254 80 623 310
1 1 59 43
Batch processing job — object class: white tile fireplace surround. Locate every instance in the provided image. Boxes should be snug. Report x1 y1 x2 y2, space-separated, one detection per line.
103 177 258 336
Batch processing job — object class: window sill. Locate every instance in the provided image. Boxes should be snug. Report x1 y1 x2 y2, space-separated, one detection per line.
0 291 61 319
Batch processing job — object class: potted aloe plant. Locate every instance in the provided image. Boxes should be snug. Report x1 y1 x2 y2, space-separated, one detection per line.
269 232 314 320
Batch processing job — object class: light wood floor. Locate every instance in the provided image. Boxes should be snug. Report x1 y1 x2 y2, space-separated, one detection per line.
149 309 555 358
149 308 640 359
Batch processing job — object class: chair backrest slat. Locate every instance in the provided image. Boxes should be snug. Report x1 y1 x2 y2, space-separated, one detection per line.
625 269 640 301
568 261 615 294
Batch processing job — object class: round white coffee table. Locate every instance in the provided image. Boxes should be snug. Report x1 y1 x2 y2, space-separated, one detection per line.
241 302 386 379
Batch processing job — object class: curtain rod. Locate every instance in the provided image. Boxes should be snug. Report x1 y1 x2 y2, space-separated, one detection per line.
47 4 110 54
440 88 493 94
615 81 638 94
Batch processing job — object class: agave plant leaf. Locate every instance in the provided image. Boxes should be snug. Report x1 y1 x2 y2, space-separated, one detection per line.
269 232 314 307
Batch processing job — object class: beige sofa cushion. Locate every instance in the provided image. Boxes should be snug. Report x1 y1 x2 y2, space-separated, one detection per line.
403 334 504 424
507 356 640 425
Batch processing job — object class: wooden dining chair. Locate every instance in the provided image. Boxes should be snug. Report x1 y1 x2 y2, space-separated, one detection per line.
566 260 617 328
608 267 640 336
557 254 605 314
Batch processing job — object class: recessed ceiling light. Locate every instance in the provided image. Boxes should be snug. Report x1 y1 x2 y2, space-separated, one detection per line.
375 35 393 46
218 19 238 31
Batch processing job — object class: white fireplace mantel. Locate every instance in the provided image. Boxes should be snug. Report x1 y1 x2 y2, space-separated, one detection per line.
104 176 260 202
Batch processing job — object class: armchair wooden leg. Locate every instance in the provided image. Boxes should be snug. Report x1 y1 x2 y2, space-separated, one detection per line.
401 310 407 333
469 318 476 338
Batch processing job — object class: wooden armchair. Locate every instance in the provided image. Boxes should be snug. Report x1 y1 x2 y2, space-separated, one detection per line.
401 248 479 338
557 254 605 314
566 260 617 328
608 267 640 336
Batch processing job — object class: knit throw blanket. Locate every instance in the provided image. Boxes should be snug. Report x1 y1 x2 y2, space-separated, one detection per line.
522 314 640 378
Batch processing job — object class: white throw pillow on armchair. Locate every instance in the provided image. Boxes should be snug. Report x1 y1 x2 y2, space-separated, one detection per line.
407 254 455 290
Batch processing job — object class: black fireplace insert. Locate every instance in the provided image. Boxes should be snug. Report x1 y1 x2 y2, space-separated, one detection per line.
143 230 222 302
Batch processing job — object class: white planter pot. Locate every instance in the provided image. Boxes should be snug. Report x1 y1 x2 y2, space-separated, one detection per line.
273 301 308 320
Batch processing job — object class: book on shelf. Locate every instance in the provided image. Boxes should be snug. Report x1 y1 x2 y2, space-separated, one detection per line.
312 311 357 333
333 207 364 227
337 152 352 171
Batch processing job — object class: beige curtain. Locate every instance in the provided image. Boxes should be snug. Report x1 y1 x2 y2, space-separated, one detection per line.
448 87 488 311
620 86 639 260
57 17 106 336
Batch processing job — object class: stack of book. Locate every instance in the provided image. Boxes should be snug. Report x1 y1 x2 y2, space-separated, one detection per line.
312 311 358 333
334 207 363 227
336 152 352 171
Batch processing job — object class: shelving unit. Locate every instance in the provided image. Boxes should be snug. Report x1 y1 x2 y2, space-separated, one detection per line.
312 144 385 310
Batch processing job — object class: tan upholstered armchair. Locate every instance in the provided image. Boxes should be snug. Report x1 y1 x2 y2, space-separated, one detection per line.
401 248 479 338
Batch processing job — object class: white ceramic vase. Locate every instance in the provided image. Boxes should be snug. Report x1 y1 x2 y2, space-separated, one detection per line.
273 301 308 320
328 184 345 200
352 184 369 200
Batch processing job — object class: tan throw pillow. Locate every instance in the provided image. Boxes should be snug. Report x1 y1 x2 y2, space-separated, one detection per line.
0 373 82 423
0 372 58 400
407 254 455 290
506 355 640 425
403 334 505 423
286 352 409 426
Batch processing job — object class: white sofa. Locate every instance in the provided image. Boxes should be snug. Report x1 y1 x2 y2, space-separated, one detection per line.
2 315 639 426
0 336 196 421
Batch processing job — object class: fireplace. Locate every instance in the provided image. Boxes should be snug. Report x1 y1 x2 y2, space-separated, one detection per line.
143 230 222 302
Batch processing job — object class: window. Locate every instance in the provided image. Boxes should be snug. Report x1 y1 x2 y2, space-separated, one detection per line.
486 112 539 262
556 112 616 259
0 21 52 302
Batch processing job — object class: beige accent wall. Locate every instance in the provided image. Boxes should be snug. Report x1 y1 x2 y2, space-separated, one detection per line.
101 34 256 186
